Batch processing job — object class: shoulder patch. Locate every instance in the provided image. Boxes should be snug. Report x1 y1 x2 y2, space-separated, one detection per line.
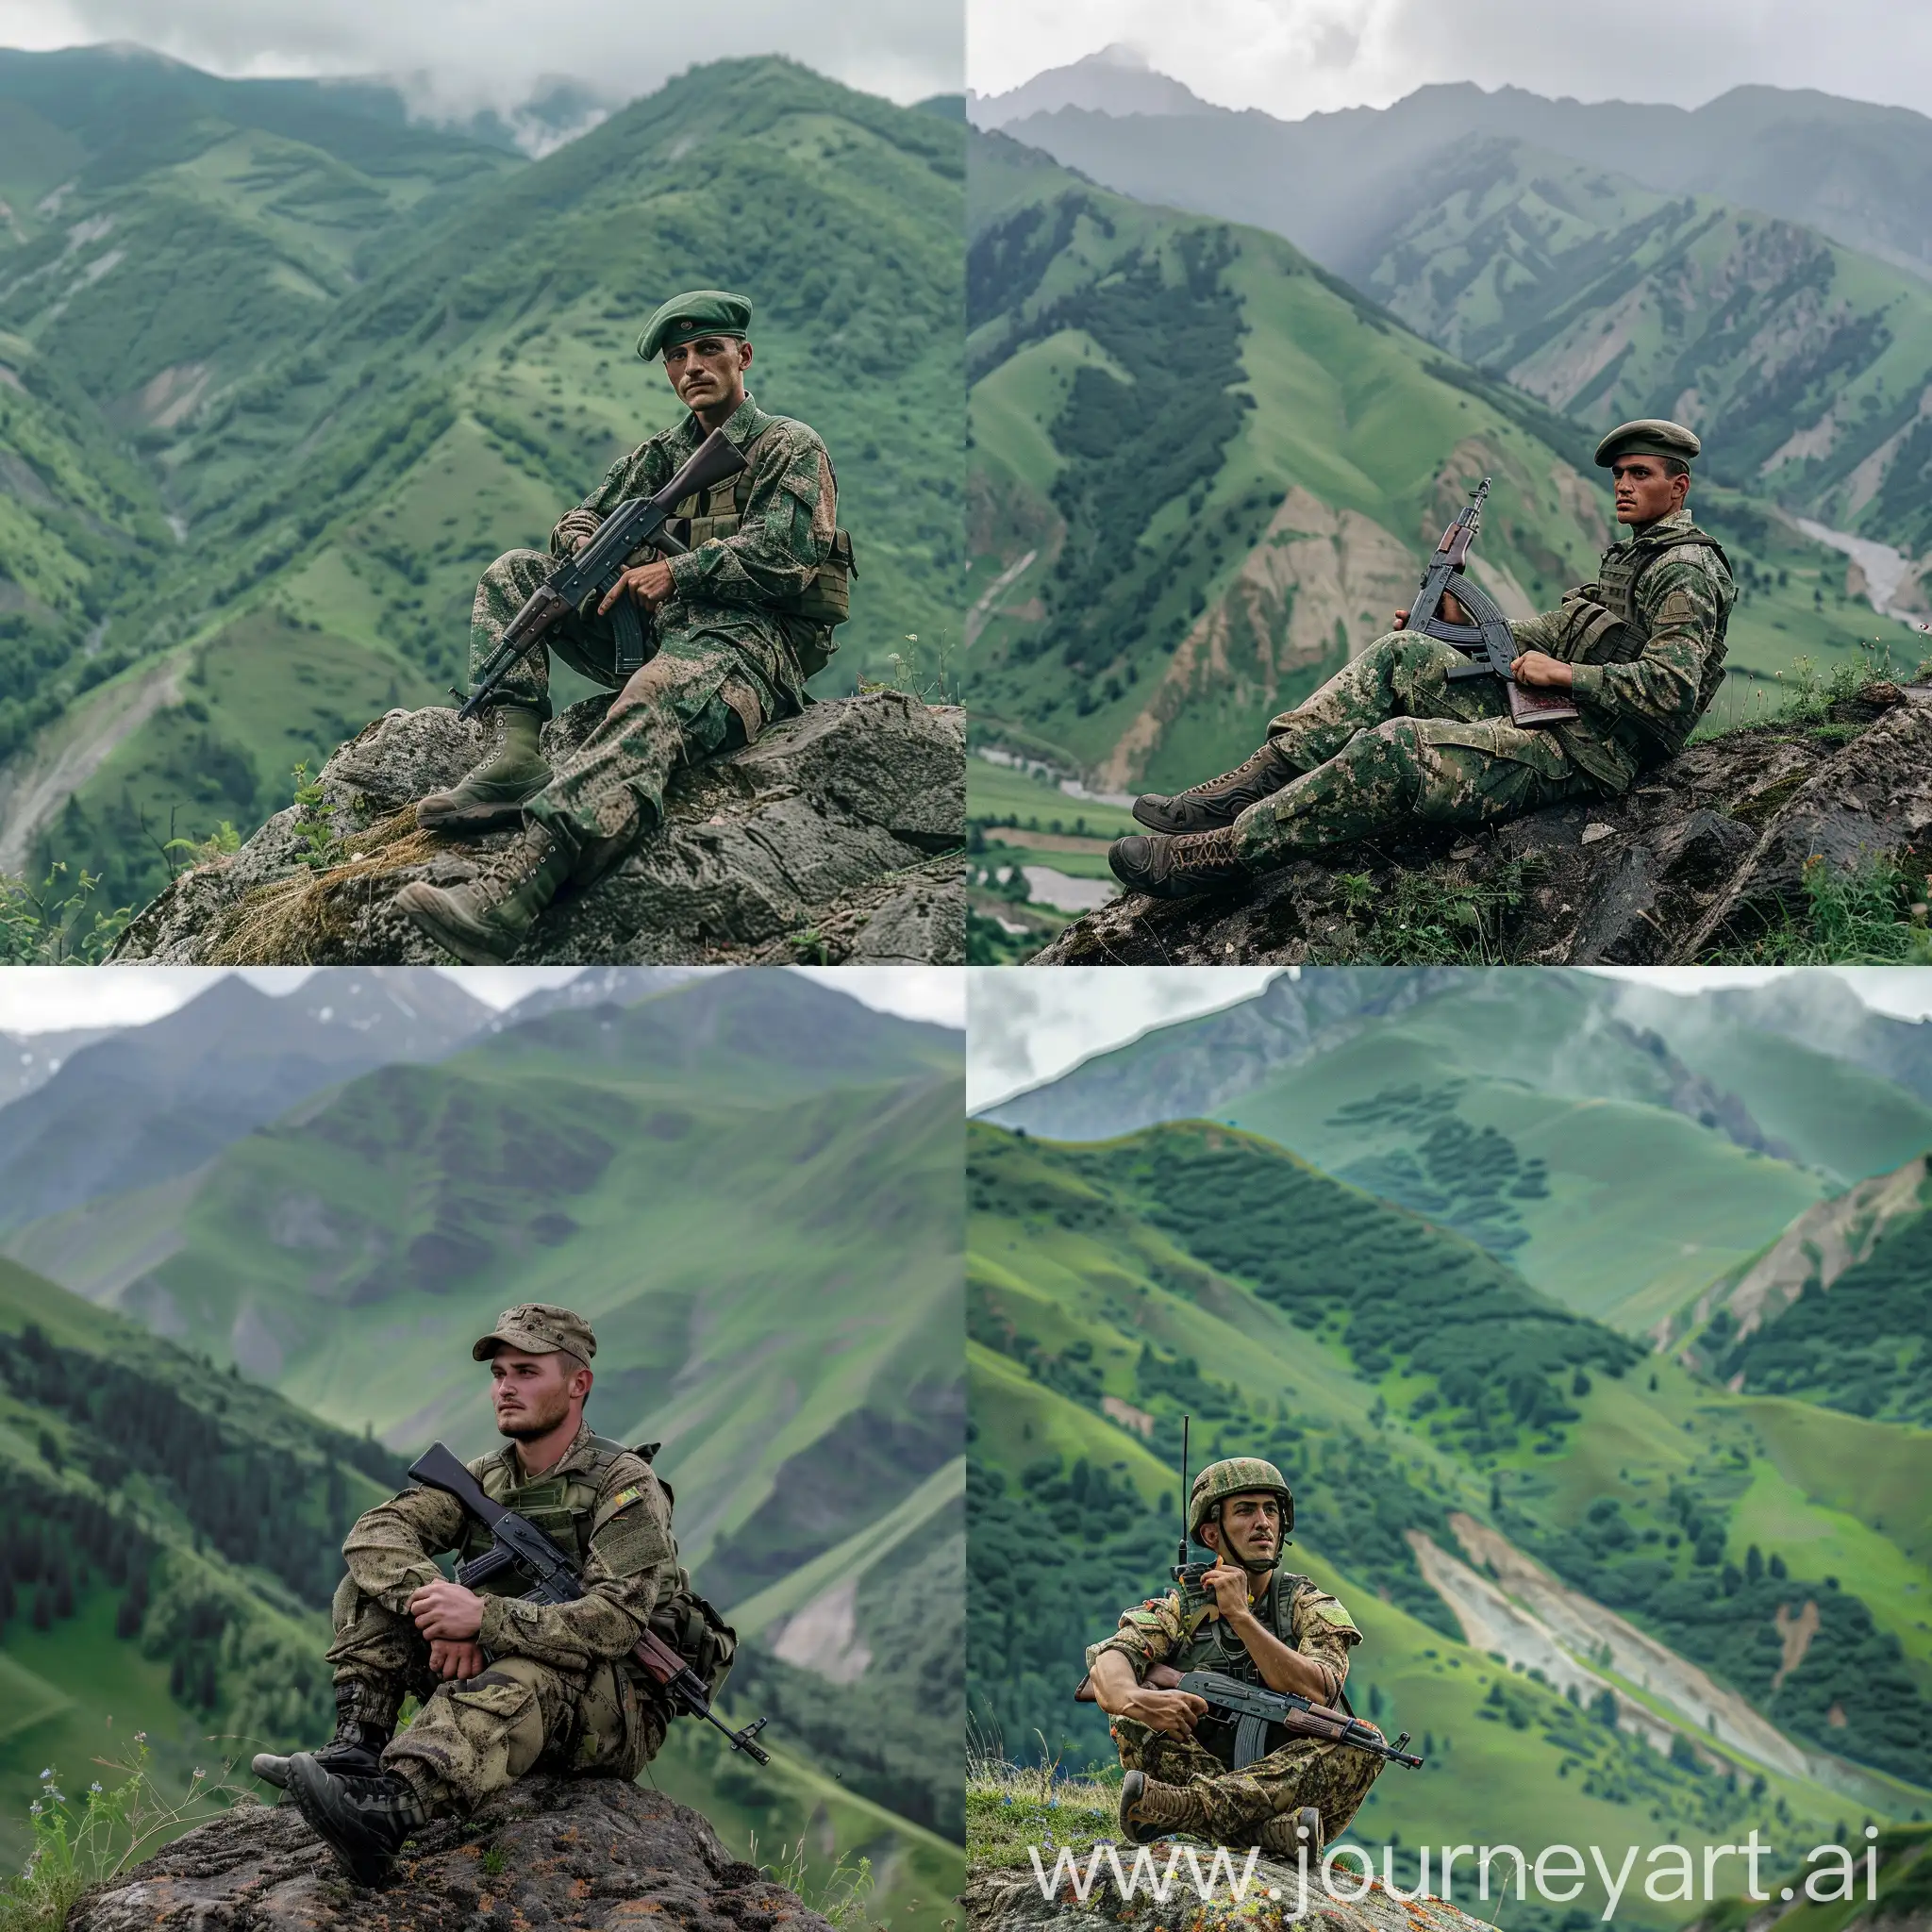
1657 590 1697 622
1306 1592 1359 1633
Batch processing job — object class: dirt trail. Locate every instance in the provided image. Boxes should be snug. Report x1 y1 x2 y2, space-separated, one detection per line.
0 654 185 874
1424 1513 1818 1779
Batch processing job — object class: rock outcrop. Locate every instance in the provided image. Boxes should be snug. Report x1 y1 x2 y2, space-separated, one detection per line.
109 691 964 966
68 1774 833 1932
1039 685 1932 965
965 1851 1492 1932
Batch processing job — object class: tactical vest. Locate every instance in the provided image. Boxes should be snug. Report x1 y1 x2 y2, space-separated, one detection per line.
1578 522 1735 744
671 422 856 681
1172 1570 1311 1769
459 1434 737 1702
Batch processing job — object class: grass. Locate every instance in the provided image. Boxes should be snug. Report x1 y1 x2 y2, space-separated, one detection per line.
1707 852 1932 965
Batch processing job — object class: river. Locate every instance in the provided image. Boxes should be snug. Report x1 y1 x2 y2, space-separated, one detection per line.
1793 517 1926 625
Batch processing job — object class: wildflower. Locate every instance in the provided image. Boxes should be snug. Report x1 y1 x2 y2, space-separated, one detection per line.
29 1803 41 1817
90 1782 103 1794
38 1769 50 1780
133 1732 147 1744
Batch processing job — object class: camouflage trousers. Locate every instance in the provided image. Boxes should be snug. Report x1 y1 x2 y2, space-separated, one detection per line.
1229 633 1596 873
325 1580 662 1818
469 547 800 859
1113 1717 1383 1847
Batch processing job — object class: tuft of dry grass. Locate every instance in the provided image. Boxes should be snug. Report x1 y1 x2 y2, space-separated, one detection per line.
203 808 467 964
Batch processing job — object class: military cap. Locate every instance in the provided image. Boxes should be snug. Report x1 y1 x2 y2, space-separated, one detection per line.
636 290 753 361
472 1303 597 1362
1594 419 1701 469
1189 1456 1295 1542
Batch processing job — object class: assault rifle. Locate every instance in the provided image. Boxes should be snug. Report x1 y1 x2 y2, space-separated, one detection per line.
408 1441 771 1764
1406 476 1577 726
457 427 748 718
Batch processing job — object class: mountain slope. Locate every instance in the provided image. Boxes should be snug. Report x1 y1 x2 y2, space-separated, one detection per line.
0 966 490 1230
0 1252 402 1865
2 51 966 927
965 129 1881 805
982 966 1855 1331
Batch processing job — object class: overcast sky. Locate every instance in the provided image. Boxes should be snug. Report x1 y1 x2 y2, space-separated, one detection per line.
0 966 963 1035
970 0 1932 119
967 967 1932 1111
3 0 960 120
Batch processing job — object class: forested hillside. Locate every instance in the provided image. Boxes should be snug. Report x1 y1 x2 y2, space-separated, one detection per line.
0 47 965 928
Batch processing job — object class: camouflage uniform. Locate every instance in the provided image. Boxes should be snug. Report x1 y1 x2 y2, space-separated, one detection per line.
1088 1573 1383 1845
1228 508 1736 871
325 1417 675 1815
473 391 839 859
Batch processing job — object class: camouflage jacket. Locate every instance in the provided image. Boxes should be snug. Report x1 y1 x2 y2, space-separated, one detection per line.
551 392 836 634
1508 508 1737 793
340 1419 675 1678
1088 1569 1361 1708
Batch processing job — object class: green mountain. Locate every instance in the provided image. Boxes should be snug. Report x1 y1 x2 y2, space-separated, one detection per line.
0 966 490 1231
982 967 1932 1334
0 1251 402 1866
964 129 1885 823
0 48 965 929
1339 138 1932 565
965 1116 1932 1923
6 971 966 1922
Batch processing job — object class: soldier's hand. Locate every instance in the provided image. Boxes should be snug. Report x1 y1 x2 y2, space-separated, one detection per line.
428 1638 487 1682
598 558 675 615
1124 1687 1209 1740
574 535 592 556
1511 650 1574 690
1203 1559 1251 1622
408 1579 486 1641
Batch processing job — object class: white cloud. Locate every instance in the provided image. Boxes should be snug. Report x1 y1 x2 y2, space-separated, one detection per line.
5 0 961 114
969 0 1932 119
796 966 965 1030
966 966 1277 1109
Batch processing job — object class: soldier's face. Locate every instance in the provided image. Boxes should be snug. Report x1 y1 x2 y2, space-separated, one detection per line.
1207 1492 1281 1565
1610 457 1690 525
489 1347 590 1439
662 335 752 413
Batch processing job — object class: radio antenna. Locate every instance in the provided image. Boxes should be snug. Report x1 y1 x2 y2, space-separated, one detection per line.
1176 1413 1191 1574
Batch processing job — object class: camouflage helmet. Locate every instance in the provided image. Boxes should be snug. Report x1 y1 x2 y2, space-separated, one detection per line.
1189 1457 1294 1545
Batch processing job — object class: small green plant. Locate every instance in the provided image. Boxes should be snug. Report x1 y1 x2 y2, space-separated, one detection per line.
481 1844 508 1877
0 861 130 964
747 1833 876 1932
1707 850 1932 964
788 927 831 964
289 762 340 870
0 1737 248 1932
163 821 243 876
884 630 958 707
1318 861 1535 964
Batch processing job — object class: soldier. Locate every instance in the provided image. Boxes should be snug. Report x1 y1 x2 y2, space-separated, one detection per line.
1108 421 1736 897
1085 1457 1384 1852
252 1305 679 1885
394 290 853 962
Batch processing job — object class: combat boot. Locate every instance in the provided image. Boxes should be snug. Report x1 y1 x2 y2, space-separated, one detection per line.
1132 741 1297 834
1257 1806 1324 1858
1118 1768 1208 1845
392 823 572 964
287 1756 431 1887
1108 824 1252 900
417 706 551 837
252 1681 393 1791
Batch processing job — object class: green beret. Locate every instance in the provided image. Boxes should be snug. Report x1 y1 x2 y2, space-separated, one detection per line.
636 290 753 361
1595 419 1701 468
